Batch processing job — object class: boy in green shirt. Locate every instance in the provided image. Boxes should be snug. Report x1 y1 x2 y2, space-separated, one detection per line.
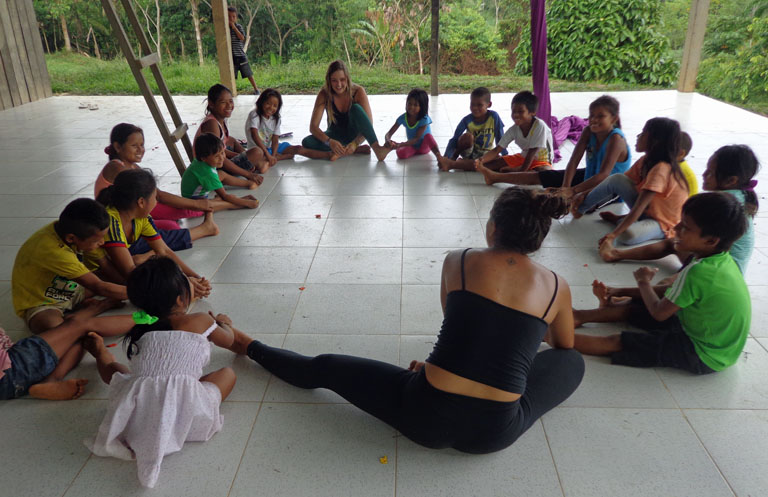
181 132 259 210
572 192 750 373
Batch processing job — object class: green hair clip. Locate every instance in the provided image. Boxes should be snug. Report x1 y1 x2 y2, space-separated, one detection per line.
132 310 159 325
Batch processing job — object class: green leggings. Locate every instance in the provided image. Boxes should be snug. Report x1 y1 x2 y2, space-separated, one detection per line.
302 103 379 151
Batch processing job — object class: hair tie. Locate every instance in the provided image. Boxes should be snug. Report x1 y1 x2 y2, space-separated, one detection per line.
132 310 158 325
747 179 758 190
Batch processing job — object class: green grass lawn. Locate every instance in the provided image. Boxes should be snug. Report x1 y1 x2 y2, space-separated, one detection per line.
46 53 767 115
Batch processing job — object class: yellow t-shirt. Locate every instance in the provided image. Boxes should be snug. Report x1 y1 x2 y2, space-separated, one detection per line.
11 222 101 317
679 160 699 196
104 205 160 249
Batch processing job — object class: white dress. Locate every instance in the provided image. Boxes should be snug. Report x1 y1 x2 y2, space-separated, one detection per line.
85 323 223 488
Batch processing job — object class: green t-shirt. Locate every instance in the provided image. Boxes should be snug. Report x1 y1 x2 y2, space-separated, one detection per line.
181 159 224 198
665 251 751 371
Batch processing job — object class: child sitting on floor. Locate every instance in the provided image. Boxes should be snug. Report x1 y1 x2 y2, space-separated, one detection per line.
12 199 128 334
245 88 311 170
0 312 132 400
438 87 505 171
84 256 251 487
182 133 260 210
383 88 443 161
571 117 689 246
95 123 213 232
599 144 758 272
475 91 553 174
678 132 698 196
573 192 751 374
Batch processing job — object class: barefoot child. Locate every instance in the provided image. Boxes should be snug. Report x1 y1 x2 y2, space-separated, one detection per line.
383 88 443 161
572 117 689 246
438 87 505 171
95 123 212 231
574 192 750 374
475 91 553 174
599 144 758 273
182 133 260 210
477 95 631 195
12 199 128 335
196 83 265 185
96 169 212 298
0 313 133 400
84 257 251 487
244 88 310 171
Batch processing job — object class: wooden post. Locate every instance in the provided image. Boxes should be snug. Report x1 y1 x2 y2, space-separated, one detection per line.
677 0 711 92
430 0 439 96
212 0 237 95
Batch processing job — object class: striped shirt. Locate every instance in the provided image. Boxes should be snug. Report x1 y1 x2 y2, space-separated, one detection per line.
230 23 246 58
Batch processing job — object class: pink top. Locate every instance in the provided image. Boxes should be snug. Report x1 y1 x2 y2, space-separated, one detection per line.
194 114 228 157
95 159 134 198
0 328 13 381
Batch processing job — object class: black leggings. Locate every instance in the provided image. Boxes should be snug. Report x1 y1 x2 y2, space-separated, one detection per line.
247 342 584 453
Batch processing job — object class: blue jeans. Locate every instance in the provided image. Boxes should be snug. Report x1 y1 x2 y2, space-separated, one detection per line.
578 174 665 245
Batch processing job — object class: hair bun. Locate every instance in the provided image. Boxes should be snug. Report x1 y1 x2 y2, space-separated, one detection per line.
104 145 113 156
534 192 569 219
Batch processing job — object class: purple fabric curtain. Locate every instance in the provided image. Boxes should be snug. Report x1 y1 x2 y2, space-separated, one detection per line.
531 0 551 124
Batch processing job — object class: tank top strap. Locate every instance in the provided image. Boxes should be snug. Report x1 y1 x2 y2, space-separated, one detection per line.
542 271 559 319
460 248 471 290
201 321 218 339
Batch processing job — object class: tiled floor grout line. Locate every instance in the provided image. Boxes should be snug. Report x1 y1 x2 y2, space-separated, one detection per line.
540 418 568 497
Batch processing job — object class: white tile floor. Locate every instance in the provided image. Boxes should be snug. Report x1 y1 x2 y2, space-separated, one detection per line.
0 90 767 497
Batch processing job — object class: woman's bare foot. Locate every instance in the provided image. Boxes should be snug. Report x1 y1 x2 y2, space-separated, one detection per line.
476 161 502 185
599 211 624 224
599 238 621 262
591 279 611 307
28 379 88 400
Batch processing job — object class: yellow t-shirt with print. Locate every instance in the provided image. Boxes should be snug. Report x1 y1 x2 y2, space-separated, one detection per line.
680 160 699 196
104 205 161 249
11 222 102 317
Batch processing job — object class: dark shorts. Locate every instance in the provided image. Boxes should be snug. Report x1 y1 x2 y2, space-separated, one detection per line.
0 336 58 399
231 151 255 172
129 218 193 255
537 168 586 188
233 55 253 78
611 307 715 375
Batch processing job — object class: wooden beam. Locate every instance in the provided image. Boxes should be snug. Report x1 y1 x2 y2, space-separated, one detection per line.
212 0 236 96
678 0 711 92
0 0 30 106
430 0 439 96
18 0 52 99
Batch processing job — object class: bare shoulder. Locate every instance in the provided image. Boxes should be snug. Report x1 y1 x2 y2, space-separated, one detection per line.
173 312 216 334
102 160 129 181
352 84 366 98
315 89 328 106
200 118 219 134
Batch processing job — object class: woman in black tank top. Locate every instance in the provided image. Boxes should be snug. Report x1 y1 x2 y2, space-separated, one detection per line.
242 187 584 453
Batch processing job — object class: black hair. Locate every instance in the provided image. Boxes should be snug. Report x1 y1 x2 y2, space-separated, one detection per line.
255 88 283 124
489 187 569 254
227 6 237 13
194 132 225 160
640 117 687 192
511 91 539 113
96 168 157 211
711 144 761 216
123 256 192 359
205 83 233 116
682 192 747 252
679 131 692 157
470 87 491 103
57 198 110 239
588 95 622 129
105 123 143 160
406 88 429 121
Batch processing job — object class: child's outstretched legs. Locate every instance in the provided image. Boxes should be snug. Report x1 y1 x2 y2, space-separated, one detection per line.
219 170 259 190
476 161 543 186
188 212 220 241
84 332 130 384
600 237 677 263
573 334 623 356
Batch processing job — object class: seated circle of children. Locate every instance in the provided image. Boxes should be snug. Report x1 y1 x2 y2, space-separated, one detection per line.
95 123 216 233
572 117 689 246
474 90 554 174
244 88 308 170
12 199 128 333
438 87 505 171
572 192 751 374
181 132 260 210
96 169 211 298
599 144 759 272
84 257 252 488
383 88 444 161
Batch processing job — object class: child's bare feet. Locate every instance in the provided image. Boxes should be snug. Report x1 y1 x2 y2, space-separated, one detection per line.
475 161 500 186
436 156 452 172
570 193 585 219
76 297 124 317
572 309 585 328
255 161 270 174
199 212 220 237
591 279 611 307
599 237 621 262
28 379 88 400
371 143 389 161
355 144 372 156
599 211 624 224
247 180 259 190
329 152 339 162
84 332 123 384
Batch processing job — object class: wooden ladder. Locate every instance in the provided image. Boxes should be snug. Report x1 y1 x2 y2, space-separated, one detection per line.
100 0 193 176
